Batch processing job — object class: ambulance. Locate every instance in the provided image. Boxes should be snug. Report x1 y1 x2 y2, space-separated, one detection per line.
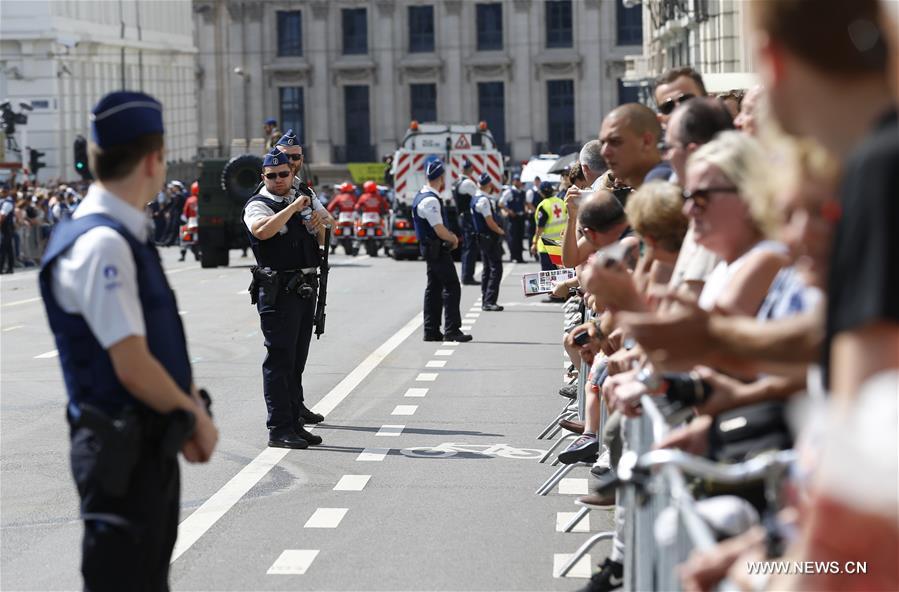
388 121 505 260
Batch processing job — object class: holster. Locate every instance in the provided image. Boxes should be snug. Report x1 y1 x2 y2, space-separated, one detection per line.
283 272 318 299
250 266 280 307
68 403 143 497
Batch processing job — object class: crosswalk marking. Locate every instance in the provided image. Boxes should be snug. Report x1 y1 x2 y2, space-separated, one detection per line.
558 478 589 495
441 342 460 347
304 508 348 528
434 349 454 356
376 425 405 436
556 511 590 532
391 405 417 416
404 388 428 398
425 360 446 368
267 550 319 575
415 373 438 382
333 475 371 491
552 553 592 578
356 448 390 461
465 313 480 318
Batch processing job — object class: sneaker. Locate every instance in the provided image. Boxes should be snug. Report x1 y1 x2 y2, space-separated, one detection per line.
558 434 599 464
578 558 624 592
591 448 611 476
481 303 504 311
444 330 473 342
558 384 578 400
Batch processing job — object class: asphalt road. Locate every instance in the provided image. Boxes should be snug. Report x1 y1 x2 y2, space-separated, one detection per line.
1 246 613 591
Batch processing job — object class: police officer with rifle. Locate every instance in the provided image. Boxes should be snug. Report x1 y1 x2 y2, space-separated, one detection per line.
39 91 218 590
244 148 329 449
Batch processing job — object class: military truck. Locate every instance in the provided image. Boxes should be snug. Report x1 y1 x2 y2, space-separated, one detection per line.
196 154 261 268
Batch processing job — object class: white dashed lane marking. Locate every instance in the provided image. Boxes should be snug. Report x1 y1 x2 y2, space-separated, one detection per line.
34 350 58 359
415 373 438 382
304 508 348 529
441 342 459 347
558 478 589 495
465 313 480 318
333 475 370 491
460 325 473 331
556 511 590 533
552 553 592 579
3 324 24 332
356 448 390 461
267 550 319 575
376 425 405 436
404 388 428 398
434 349 454 356
391 405 418 416
425 360 446 368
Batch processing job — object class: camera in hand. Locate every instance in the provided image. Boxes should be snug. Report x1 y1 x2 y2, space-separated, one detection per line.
573 331 592 346
657 372 712 424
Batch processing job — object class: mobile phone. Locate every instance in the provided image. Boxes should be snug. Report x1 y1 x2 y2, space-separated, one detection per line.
597 242 629 268
573 331 591 346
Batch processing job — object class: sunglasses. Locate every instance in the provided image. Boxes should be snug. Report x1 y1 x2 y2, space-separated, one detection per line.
265 171 292 180
682 186 738 207
658 93 696 116
287 153 303 161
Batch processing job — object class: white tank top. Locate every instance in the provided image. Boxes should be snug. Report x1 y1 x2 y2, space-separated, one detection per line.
698 240 787 311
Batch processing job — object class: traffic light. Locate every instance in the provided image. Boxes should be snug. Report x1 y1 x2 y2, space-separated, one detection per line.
73 135 92 180
28 147 46 177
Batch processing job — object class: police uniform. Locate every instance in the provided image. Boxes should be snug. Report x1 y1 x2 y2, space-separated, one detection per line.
244 150 325 449
412 160 470 342
0 194 15 273
471 174 504 310
39 92 198 590
452 165 479 284
500 180 526 263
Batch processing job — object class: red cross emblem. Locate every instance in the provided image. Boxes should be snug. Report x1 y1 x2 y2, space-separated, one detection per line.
553 204 562 218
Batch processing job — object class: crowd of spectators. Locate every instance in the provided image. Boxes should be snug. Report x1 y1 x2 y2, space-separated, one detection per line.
534 1 898 591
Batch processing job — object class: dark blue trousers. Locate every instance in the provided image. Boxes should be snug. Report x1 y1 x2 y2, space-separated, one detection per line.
459 218 478 282
477 233 504 306
423 249 462 336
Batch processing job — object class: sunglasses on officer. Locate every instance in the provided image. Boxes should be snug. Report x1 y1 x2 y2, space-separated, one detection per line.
658 93 696 116
682 186 738 208
265 171 292 180
286 153 303 161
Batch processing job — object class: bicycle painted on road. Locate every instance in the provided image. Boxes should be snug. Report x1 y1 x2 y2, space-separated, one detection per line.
400 442 547 460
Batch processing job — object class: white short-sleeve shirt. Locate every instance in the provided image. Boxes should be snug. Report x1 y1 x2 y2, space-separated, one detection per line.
0 199 13 217
415 187 444 227
473 191 494 218
457 177 477 198
50 185 150 349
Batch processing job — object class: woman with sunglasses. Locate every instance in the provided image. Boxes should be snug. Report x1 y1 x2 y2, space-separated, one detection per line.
683 131 788 316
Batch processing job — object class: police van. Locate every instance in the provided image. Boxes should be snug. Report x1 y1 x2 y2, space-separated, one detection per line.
389 121 505 260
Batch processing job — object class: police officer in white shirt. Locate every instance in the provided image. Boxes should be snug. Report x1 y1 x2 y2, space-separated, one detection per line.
452 160 480 285
39 91 218 590
471 172 505 311
272 129 335 234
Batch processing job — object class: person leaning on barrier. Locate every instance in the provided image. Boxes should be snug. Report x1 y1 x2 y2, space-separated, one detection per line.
38 91 218 590
471 171 505 312
412 159 472 343
244 149 327 449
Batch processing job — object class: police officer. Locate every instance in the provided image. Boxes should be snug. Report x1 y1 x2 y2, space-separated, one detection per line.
273 129 336 233
244 149 328 448
39 91 218 590
452 160 479 285
471 172 505 312
263 117 282 150
500 174 526 263
0 187 15 274
412 160 473 342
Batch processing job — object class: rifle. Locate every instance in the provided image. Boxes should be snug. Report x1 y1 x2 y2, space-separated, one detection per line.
314 225 330 339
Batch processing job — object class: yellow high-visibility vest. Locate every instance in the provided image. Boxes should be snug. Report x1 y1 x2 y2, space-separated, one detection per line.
535 196 567 255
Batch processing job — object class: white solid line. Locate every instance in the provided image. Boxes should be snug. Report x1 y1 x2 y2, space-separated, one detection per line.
415 372 438 382
391 405 418 416
425 360 446 368
1 296 41 308
434 349 454 356
404 387 428 398
34 350 59 359
553 553 592 579
267 549 320 575
3 324 24 332
171 312 423 564
333 475 371 491
356 447 390 461
376 424 405 436
304 508 348 529
558 478 589 495
556 511 590 533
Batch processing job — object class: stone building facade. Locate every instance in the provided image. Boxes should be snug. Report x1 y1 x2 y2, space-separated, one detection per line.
193 0 645 164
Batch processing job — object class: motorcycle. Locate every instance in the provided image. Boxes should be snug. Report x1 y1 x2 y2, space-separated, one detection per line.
355 211 388 257
331 211 358 256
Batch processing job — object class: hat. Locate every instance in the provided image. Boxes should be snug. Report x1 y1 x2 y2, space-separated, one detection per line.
540 181 554 194
264 117 277 126
276 129 299 147
462 159 473 170
512 173 520 180
263 149 288 168
426 159 445 180
478 172 491 186
90 91 164 149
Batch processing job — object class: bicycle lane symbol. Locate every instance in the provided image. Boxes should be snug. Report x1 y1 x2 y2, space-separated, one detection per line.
399 442 547 460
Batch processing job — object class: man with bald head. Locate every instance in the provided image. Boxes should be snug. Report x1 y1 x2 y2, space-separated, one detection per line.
599 103 672 195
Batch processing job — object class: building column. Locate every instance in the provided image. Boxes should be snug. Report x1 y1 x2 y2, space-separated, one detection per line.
307 1 332 163
509 0 533 160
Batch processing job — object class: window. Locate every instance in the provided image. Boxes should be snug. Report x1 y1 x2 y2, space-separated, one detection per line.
478 82 506 152
408 5 435 53
277 11 303 56
477 3 503 51
410 84 437 122
344 85 371 162
545 0 573 48
279 87 305 146
547 79 574 152
616 0 642 46
617 79 640 105
342 8 367 55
